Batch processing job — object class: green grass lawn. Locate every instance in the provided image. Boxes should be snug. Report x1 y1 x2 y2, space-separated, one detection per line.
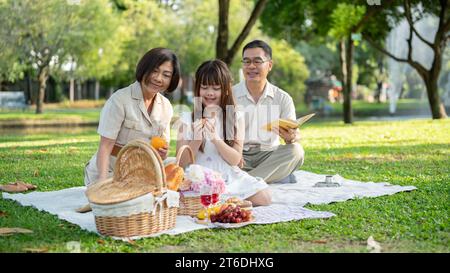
0 119 449 252
0 100 103 127
296 99 432 117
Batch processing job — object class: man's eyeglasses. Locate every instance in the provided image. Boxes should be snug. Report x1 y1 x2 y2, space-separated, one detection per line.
241 57 271 66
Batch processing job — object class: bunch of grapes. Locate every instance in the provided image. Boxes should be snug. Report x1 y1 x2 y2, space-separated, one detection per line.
210 204 252 224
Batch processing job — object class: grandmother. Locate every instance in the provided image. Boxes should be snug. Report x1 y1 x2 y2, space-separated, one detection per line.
84 48 180 186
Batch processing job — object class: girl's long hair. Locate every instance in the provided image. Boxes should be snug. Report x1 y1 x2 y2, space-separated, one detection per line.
192 59 237 152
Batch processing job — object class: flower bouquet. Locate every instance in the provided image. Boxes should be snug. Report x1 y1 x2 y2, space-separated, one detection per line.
178 164 226 217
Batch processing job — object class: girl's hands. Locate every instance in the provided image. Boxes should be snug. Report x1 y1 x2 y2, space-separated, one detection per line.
193 119 204 141
203 118 220 141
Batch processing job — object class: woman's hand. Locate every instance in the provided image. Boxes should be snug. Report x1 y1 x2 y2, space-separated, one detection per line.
157 146 168 160
96 136 116 181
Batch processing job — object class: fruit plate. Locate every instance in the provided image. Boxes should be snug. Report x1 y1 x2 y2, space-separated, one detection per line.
211 216 255 229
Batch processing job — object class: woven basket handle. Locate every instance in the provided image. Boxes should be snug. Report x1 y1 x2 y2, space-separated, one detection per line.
147 143 167 189
176 145 195 169
115 139 166 194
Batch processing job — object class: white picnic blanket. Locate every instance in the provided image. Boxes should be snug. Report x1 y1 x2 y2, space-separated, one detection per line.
1 170 416 240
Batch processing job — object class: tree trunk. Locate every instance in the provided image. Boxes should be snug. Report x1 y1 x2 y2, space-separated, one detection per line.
36 66 49 114
216 0 230 61
424 77 448 119
343 35 353 124
339 39 346 99
375 81 382 103
224 0 268 65
414 42 448 119
69 78 75 102
82 81 87 99
339 37 353 124
107 87 113 99
427 42 447 118
94 80 100 101
76 80 82 100
24 70 32 105
375 59 384 103
216 0 268 66
362 0 448 119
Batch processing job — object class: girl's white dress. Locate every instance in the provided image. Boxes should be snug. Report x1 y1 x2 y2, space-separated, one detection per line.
180 113 268 200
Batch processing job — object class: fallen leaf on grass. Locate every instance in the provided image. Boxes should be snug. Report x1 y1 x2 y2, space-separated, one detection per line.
0 182 27 192
23 248 48 253
0 181 37 193
97 239 105 245
0 211 7 217
367 236 382 253
0 228 33 236
311 240 327 244
125 239 136 245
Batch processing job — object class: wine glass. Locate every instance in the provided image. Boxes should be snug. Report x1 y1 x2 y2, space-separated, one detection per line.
211 189 220 206
200 185 212 222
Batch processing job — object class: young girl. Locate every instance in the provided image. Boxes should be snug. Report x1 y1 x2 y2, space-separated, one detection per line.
177 59 271 206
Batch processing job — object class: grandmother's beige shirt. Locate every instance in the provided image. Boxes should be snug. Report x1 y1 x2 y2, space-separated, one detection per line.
84 81 173 185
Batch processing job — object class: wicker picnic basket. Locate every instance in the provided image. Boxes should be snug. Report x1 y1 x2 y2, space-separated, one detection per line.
86 139 178 237
175 145 203 217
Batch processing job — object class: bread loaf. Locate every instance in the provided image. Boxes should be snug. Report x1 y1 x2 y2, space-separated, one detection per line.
165 163 184 191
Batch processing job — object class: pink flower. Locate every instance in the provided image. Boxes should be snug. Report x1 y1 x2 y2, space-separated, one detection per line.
183 164 226 194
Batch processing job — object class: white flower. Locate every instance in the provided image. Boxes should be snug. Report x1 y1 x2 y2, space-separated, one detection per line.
185 164 205 184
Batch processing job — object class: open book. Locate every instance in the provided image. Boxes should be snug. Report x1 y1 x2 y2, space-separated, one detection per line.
263 113 316 131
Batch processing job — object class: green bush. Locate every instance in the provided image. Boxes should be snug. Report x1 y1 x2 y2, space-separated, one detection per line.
269 39 310 103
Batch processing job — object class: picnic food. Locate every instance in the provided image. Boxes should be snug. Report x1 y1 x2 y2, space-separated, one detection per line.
200 112 216 127
197 204 222 220
225 197 253 210
179 178 192 191
151 136 167 150
210 204 252 224
165 163 184 191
